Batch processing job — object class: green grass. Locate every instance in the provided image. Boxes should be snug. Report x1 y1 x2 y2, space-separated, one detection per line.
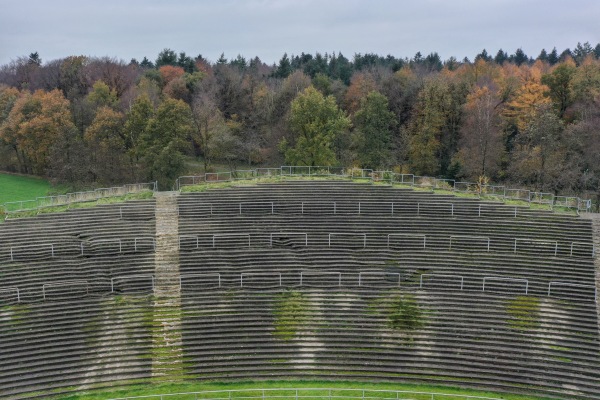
54 379 559 400
0 172 51 204
506 296 541 332
3 191 154 220
273 290 310 340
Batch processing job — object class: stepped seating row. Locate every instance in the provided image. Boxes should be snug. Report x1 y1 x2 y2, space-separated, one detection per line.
0 254 156 303
0 199 157 303
175 182 600 399
176 230 594 259
178 182 580 222
177 248 597 302
0 181 597 399
0 296 154 399
178 288 600 400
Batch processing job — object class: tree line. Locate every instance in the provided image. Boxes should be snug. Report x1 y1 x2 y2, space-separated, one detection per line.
1 44 600 204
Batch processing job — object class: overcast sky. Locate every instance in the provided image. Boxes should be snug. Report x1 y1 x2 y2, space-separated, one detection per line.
1 0 598 66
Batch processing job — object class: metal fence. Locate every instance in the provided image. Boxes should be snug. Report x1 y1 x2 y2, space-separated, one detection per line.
105 387 508 400
2 272 595 304
2 182 157 217
175 167 592 212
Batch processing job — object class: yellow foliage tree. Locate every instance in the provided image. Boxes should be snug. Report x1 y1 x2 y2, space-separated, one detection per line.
503 82 551 131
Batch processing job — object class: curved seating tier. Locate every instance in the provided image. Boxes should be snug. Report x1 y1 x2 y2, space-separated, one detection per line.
174 181 599 399
0 200 156 303
0 181 598 399
179 288 599 399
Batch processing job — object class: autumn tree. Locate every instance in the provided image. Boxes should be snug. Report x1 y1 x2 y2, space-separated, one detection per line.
508 105 568 191
408 76 468 176
353 91 397 169
503 81 551 132
456 85 503 179
159 65 185 87
281 86 351 166
344 72 377 114
84 107 128 183
191 94 228 171
1 89 75 175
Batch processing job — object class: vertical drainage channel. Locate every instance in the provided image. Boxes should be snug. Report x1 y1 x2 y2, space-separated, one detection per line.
152 191 184 381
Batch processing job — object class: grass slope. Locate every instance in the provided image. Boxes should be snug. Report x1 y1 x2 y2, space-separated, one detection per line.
58 380 558 400
0 173 51 204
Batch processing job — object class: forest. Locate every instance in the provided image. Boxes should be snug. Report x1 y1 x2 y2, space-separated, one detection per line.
1 43 600 203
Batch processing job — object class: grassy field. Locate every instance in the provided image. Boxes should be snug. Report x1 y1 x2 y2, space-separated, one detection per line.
57 379 556 400
0 172 51 204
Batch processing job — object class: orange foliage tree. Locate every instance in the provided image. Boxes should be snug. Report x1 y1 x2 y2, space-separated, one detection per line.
1 89 75 174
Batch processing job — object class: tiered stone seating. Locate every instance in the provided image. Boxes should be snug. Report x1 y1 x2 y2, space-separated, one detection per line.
0 200 157 399
0 200 156 302
0 181 598 399
176 181 599 399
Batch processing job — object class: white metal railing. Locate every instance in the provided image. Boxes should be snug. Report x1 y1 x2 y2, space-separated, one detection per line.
107 387 506 400
387 233 427 249
179 235 200 249
91 238 123 254
5 272 598 303
0 287 20 303
8 243 55 261
240 202 274 215
570 241 595 257
134 237 155 252
269 232 308 247
2 182 155 215
175 167 592 212
171 232 592 259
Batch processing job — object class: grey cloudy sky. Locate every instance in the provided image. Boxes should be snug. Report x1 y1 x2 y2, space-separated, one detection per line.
0 0 598 66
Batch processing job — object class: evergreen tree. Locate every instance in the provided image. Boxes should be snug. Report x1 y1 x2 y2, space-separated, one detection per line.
155 48 178 68
140 57 154 69
548 48 559 65
28 52 41 66
512 48 528 66
494 49 508 64
475 49 492 62
274 53 292 79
